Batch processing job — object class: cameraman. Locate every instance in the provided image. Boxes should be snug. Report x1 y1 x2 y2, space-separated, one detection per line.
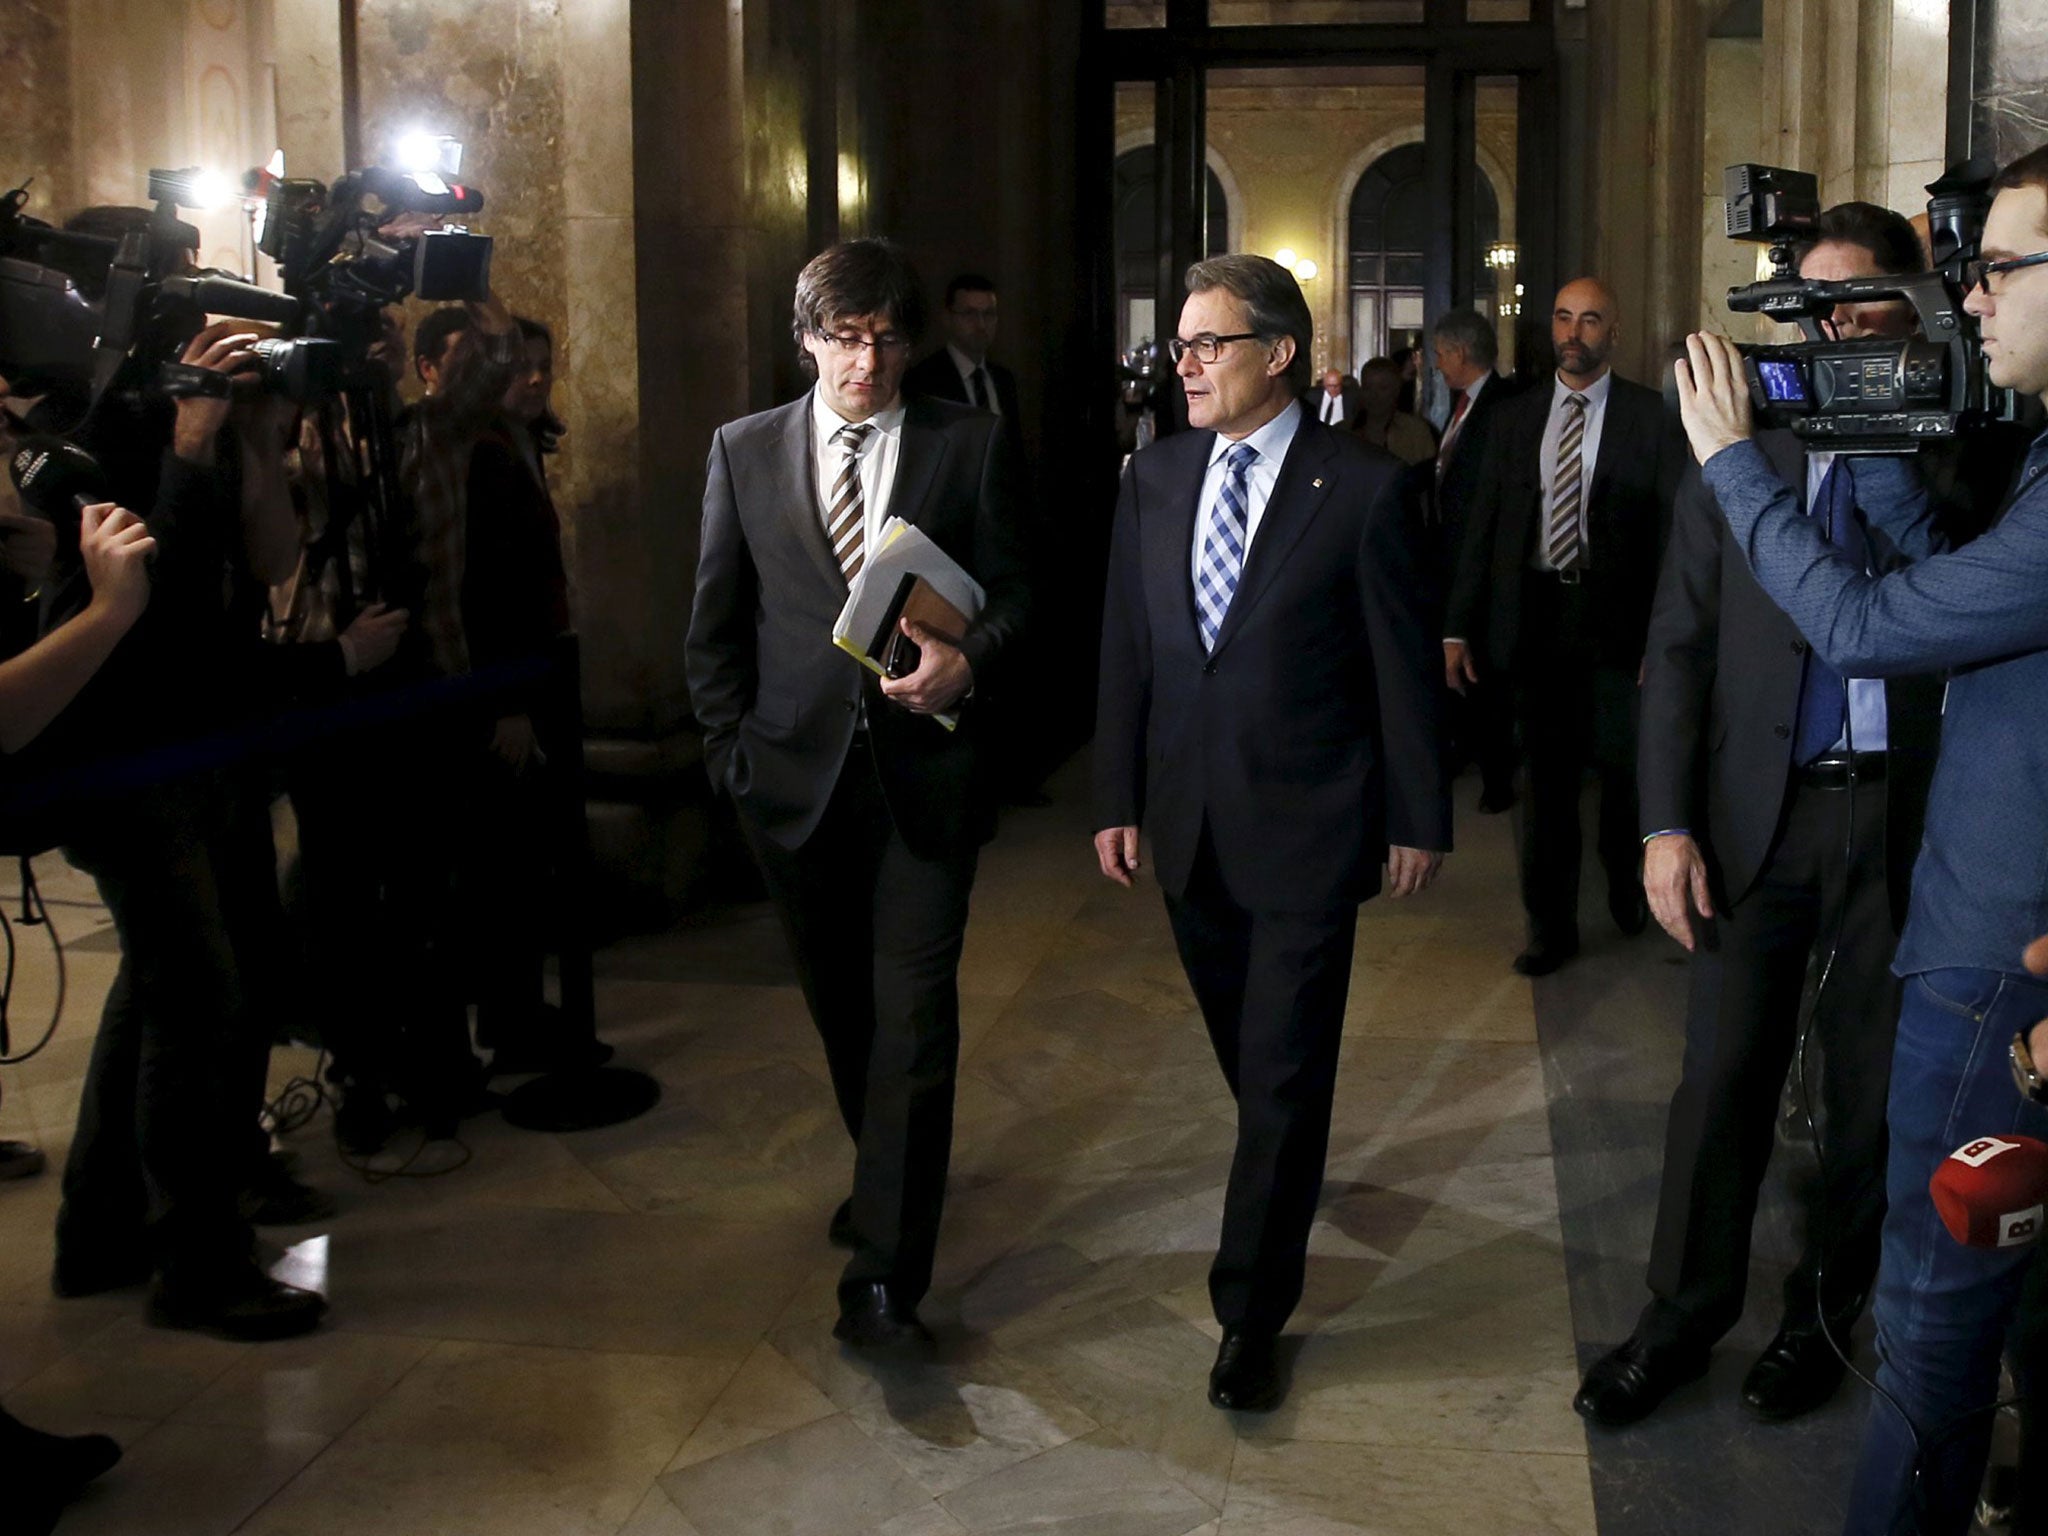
31 322 326 1341
1578 204 1945 1430
1676 144 2048 1535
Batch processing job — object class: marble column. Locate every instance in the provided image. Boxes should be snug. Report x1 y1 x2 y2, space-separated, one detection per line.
0 0 75 218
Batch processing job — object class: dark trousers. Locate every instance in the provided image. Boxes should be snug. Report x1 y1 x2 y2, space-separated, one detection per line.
1163 832 1360 1334
288 728 479 1114
741 746 977 1310
1450 675 1517 802
1640 775 1896 1346
1512 578 1640 945
59 777 260 1282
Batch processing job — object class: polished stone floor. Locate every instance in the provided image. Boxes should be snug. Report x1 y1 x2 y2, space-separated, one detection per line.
0 758 1775 1535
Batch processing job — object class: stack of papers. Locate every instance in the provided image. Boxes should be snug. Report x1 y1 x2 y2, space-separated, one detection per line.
832 518 985 730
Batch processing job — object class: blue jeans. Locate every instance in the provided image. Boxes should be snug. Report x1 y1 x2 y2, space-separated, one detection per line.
1844 967 2048 1536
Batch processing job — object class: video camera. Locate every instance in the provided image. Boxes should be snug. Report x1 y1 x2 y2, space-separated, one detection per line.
0 150 492 422
1722 159 2017 452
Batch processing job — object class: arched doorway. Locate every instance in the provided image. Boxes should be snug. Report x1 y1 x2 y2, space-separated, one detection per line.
1114 148 1229 353
1346 142 1498 372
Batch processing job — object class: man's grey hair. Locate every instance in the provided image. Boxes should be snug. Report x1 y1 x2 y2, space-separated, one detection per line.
1431 307 1498 368
1184 254 1314 392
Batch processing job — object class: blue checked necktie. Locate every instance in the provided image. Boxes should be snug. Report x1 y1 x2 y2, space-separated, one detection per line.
1196 442 1258 653
1792 463 1864 763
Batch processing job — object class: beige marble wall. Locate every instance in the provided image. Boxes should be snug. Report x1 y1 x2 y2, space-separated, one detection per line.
0 0 75 218
270 0 344 181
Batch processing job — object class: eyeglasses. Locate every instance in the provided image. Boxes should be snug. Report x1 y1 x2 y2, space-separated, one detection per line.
813 331 912 356
1168 332 1260 365
1964 250 2048 295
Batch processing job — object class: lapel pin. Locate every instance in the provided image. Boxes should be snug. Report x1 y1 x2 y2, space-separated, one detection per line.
1313 477 1324 489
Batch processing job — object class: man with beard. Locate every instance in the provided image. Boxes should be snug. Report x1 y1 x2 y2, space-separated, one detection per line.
1444 277 1685 975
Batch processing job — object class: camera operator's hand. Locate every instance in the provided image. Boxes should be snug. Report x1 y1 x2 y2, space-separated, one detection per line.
171 322 262 465
338 603 409 675
1674 332 1755 466
490 712 539 773
78 503 156 629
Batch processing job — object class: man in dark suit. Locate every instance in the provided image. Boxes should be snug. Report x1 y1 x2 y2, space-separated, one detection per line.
903 273 1024 463
1575 205 1945 1428
1303 368 1361 428
1430 307 1519 813
1093 254 1450 1412
1445 277 1685 975
686 239 1029 1349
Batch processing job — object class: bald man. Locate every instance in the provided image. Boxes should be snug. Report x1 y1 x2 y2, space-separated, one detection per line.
1444 279 1685 975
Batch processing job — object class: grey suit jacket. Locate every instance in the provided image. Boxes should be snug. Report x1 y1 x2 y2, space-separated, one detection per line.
685 391 1030 858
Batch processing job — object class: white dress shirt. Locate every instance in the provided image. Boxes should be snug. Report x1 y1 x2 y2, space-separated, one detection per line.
1188 401 1304 592
1805 450 1889 752
946 345 1000 416
1317 389 1347 426
811 388 906 551
1534 370 1613 570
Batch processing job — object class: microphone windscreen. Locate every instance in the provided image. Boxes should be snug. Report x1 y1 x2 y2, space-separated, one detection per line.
7 435 109 519
1931 1134 2048 1249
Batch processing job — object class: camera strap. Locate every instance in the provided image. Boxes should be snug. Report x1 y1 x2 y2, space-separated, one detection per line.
157 363 235 400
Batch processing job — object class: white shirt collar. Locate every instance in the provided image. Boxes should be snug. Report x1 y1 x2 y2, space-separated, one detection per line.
1208 398 1304 469
812 388 906 442
946 344 986 383
1551 370 1613 410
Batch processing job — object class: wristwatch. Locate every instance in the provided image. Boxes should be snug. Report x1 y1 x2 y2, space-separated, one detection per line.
2010 1027 2048 1106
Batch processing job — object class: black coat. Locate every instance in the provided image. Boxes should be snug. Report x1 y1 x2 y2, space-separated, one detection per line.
904 350 1024 461
1432 371 1518 571
685 392 1030 860
1092 405 1451 912
1446 373 1685 672
1638 429 1942 924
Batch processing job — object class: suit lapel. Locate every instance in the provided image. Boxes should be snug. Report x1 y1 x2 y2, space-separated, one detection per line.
772 396 847 593
1587 380 1630 505
1210 417 1337 656
1153 431 1214 649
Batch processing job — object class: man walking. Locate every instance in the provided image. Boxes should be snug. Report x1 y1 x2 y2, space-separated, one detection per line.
686 239 1029 1348
1093 254 1449 1412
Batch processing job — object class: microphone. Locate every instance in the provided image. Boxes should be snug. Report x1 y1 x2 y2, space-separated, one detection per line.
1931 1134 2048 1248
157 273 303 326
8 435 110 520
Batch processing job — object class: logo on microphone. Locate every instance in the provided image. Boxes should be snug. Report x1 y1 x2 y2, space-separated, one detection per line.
2003 1206 2044 1247
1953 1137 2023 1168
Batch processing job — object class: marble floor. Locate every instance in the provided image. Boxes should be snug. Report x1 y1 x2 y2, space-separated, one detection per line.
0 761 1605 1535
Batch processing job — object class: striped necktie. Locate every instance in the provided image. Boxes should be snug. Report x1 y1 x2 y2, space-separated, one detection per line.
1196 441 1258 653
1546 391 1590 571
825 421 875 584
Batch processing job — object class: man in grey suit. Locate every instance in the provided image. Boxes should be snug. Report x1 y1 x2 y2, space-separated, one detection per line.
686 239 1029 1349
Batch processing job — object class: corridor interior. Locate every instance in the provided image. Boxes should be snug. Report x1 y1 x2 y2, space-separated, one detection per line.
0 762 1864 1535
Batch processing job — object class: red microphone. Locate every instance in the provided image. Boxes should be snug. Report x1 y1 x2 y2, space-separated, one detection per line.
1931 1135 2048 1248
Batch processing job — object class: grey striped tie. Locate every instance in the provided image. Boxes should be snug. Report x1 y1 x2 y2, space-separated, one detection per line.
826 422 876 584
1546 392 1589 572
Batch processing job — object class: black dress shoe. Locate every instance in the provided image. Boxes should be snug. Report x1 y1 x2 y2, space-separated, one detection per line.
1513 936 1580 977
0 1406 123 1490
1741 1319 1849 1421
828 1198 858 1250
1477 786 1516 815
1610 888 1650 938
1573 1333 1709 1426
833 1283 934 1351
151 1262 327 1342
239 1160 337 1227
1207 1328 1283 1412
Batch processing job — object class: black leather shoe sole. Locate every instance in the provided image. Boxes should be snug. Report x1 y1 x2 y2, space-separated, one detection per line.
150 1282 327 1343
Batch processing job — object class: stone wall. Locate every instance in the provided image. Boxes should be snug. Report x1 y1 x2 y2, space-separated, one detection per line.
0 1 73 217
